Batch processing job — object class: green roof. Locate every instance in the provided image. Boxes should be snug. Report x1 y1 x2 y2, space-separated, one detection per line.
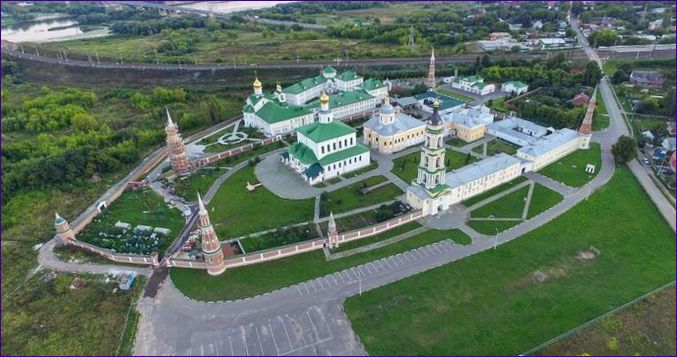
361 78 386 91
336 70 361 81
284 75 328 95
504 80 527 88
243 105 255 113
296 121 355 143
461 75 482 82
256 101 313 124
319 144 369 166
473 82 489 89
288 142 319 165
305 89 375 109
323 66 337 74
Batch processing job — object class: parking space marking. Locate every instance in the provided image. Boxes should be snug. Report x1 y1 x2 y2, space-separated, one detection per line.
254 326 265 356
350 268 359 280
296 285 304 296
228 336 234 356
267 323 281 356
200 345 204 356
432 244 442 254
363 264 373 274
383 258 392 268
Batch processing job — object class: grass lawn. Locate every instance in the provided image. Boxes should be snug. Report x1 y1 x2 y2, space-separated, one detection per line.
172 167 227 202
77 188 185 256
472 139 518 156
445 137 472 147
489 96 510 114
344 166 675 355
238 222 318 253
170 229 471 301
435 88 473 103
2 272 145 355
342 160 379 178
593 90 609 131
539 143 602 187
208 166 314 239
467 219 521 235
332 221 422 253
392 150 478 183
462 176 528 207
526 184 563 219
534 286 676 356
471 186 530 219
320 176 402 217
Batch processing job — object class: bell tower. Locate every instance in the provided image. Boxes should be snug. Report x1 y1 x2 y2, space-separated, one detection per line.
416 99 447 191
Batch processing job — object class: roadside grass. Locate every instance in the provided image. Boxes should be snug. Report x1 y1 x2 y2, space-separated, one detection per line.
539 143 602 187
331 221 422 253
2 272 144 355
209 166 314 239
170 229 471 301
467 220 521 235
320 176 402 217
172 167 227 202
593 90 609 131
534 286 676 356
462 176 528 207
391 150 479 183
344 166 675 355
76 188 185 256
472 139 518 156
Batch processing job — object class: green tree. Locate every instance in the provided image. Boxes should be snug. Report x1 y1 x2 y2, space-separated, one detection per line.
611 135 637 164
611 69 628 84
588 29 619 47
583 61 602 86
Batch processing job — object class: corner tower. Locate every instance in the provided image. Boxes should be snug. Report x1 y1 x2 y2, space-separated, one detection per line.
197 193 226 276
54 212 75 244
578 88 595 150
165 108 193 175
425 47 436 90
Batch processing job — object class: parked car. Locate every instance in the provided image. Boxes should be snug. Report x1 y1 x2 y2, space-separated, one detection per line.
642 158 650 165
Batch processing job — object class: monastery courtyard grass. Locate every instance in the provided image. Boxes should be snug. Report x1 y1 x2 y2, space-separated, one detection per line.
392 150 480 183
539 143 602 187
331 221 423 253
172 167 227 202
343 166 675 355
462 176 529 207
2 272 144 355
472 139 518 156
321 175 403 217
170 229 471 301
208 166 314 239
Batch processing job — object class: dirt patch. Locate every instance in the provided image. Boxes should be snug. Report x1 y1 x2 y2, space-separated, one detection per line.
577 246 601 260
532 270 548 283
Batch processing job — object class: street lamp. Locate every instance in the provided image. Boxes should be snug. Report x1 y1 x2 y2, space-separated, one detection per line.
494 228 498 250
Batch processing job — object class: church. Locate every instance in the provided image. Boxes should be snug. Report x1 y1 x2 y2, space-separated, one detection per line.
242 67 388 137
282 92 371 185
363 97 426 154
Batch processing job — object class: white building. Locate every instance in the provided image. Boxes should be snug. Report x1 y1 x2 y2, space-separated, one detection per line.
501 81 529 95
487 116 550 147
516 128 583 171
363 98 426 154
442 104 495 142
451 75 496 95
282 92 370 185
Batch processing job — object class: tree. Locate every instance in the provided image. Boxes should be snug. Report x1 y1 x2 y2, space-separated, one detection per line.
588 29 619 47
662 88 675 117
583 61 602 86
464 152 472 165
611 69 628 84
611 135 637 164
481 54 491 67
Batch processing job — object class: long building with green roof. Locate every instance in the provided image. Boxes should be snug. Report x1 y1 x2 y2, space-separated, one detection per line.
242 67 389 137
282 92 371 185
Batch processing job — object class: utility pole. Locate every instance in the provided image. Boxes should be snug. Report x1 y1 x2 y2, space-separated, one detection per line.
95 50 100 64
155 49 159 65
494 228 498 250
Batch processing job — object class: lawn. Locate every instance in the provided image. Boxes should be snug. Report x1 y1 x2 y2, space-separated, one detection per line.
344 166 676 355
320 176 402 217
238 222 318 253
462 176 528 207
170 229 471 301
467 219 521 235
77 188 185 256
526 184 563 219
593 90 609 131
2 272 144 355
538 143 602 187
471 186 530 219
534 286 676 356
343 160 379 178
472 139 518 156
331 221 422 253
172 167 227 202
208 166 314 239
392 150 478 183
489 96 510 114
434 88 473 103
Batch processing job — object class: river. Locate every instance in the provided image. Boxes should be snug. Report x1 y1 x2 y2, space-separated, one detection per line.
1 18 110 43
173 1 293 14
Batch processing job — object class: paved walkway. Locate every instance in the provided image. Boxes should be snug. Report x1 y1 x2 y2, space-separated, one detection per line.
326 226 430 260
523 172 575 196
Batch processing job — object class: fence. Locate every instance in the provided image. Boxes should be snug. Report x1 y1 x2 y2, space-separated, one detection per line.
167 210 424 271
69 239 159 266
197 135 286 166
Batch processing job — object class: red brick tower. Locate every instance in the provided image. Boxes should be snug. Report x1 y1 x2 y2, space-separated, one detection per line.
326 212 339 249
197 193 226 275
165 108 193 175
425 47 436 90
579 88 595 150
54 212 75 244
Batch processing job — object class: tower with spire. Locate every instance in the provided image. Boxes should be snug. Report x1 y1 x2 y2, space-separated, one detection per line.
578 87 595 150
326 212 339 249
197 193 226 276
416 99 447 192
165 108 193 175
54 212 75 244
425 47 436 90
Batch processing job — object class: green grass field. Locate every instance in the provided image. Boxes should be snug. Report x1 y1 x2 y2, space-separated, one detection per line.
534 286 676 356
526 184 563 219
392 150 479 183
462 176 528 207
331 221 422 253
489 96 511 114
2 272 144 355
208 166 314 239
342 160 379 178
321 176 402 217
472 139 518 156
467 219 521 235
593 90 609 131
539 143 602 187
173 167 227 202
170 229 471 301
434 88 473 103
344 166 675 355
471 186 530 219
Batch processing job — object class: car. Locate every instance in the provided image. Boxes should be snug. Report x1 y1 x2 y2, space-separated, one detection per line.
642 158 650 165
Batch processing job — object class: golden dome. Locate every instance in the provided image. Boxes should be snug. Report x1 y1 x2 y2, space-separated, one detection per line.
276 82 282 92
433 98 440 108
253 77 262 88
320 91 329 104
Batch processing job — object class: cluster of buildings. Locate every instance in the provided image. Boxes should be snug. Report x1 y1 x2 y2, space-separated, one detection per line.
478 31 579 52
